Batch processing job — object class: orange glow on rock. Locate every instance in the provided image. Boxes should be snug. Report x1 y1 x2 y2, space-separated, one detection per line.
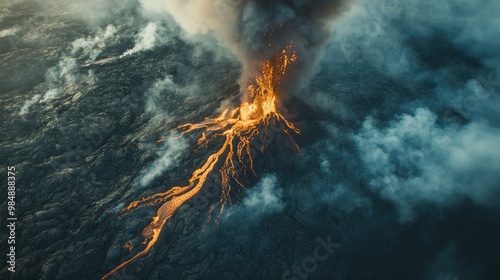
101 46 300 279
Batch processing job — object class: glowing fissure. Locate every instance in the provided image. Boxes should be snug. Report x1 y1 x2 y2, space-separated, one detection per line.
102 46 299 280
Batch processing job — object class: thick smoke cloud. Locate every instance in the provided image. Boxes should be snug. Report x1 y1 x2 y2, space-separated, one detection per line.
355 108 500 221
153 0 353 97
301 0 500 222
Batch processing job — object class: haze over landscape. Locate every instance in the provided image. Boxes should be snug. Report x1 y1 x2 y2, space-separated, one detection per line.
1 0 499 279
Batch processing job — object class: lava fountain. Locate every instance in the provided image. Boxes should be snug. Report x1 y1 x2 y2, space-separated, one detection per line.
102 45 300 279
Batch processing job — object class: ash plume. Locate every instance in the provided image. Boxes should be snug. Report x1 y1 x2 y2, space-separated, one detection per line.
161 0 353 97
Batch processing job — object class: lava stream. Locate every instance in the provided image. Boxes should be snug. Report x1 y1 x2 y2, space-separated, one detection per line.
102 46 299 280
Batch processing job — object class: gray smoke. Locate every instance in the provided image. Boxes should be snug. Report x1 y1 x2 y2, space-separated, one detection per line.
155 0 353 96
301 0 500 222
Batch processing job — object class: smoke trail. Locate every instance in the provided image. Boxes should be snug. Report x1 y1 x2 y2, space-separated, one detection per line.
158 0 353 97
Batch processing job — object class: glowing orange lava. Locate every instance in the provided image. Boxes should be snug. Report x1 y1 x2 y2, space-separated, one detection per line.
101 46 299 280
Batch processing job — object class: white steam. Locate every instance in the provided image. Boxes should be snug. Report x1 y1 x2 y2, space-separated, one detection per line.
137 136 188 187
71 24 117 62
19 25 118 116
0 27 19 37
224 174 285 221
121 22 167 57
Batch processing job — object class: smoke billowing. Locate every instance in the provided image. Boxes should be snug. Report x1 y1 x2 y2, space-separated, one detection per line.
160 0 353 97
2 0 500 279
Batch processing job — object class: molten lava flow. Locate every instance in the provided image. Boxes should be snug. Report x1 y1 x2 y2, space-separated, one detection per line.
101 46 299 280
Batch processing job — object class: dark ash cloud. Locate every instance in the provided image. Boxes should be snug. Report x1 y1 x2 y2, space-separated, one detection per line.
160 0 354 97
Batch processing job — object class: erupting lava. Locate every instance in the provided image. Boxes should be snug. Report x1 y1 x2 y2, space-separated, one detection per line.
102 46 300 279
